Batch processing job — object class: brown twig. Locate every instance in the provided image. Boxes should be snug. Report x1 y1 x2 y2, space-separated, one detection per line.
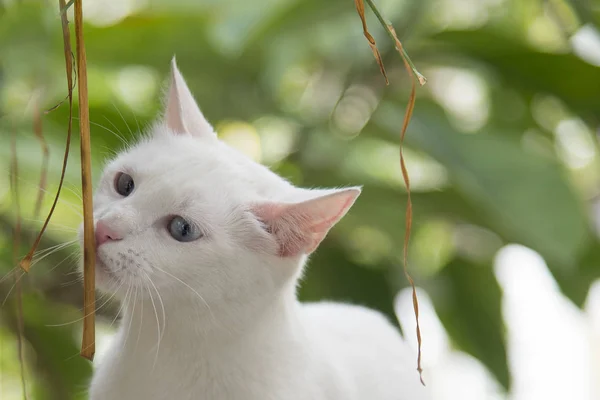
19 0 75 273
354 0 388 85
60 0 75 14
387 24 425 385
32 96 49 221
45 55 77 114
74 0 96 361
363 0 426 85
354 0 426 385
10 126 28 400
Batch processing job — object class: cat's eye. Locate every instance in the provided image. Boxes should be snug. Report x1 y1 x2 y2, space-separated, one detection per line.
115 172 135 197
168 216 203 242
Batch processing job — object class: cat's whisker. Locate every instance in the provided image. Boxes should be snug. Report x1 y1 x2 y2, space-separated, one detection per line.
132 111 142 135
144 272 166 363
32 239 78 258
46 280 124 327
60 277 83 288
100 146 119 158
112 102 135 137
61 262 85 285
135 278 144 353
22 218 78 233
141 273 161 369
142 271 166 339
31 243 77 262
110 281 132 330
76 116 128 148
126 103 142 135
64 267 85 277
50 253 83 287
152 265 217 326
0 267 20 286
122 283 138 351
114 281 134 356
99 118 129 147
53 287 114 316
1 270 27 306
58 251 82 270
7 176 84 217
102 116 130 148
63 184 83 203
30 241 78 269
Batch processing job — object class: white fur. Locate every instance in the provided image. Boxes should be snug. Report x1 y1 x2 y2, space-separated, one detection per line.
84 59 430 400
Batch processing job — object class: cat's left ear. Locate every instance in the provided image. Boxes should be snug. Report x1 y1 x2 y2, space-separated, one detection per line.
252 187 361 257
164 57 216 140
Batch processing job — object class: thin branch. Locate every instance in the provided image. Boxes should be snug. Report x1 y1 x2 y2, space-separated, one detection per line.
354 0 389 84
32 95 49 223
387 21 426 387
60 0 75 15
354 0 426 385
19 1 75 272
10 125 28 400
74 0 96 361
363 0 426 85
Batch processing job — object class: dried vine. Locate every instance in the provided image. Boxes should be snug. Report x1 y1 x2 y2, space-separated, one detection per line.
354 0 426 385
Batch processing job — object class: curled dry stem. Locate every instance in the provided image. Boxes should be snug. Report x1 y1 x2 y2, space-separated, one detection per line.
19 0 75 272
354 0 426 385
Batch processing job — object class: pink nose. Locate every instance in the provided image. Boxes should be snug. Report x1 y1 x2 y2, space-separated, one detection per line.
95 220 122 248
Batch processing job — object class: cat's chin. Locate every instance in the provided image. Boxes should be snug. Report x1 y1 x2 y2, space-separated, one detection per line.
95 257 119 287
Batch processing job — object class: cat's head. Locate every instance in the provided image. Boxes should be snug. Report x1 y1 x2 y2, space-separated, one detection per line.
81 59 360 314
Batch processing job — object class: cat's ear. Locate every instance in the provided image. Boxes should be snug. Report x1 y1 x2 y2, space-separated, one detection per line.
252 188 361 257
164 57 216 139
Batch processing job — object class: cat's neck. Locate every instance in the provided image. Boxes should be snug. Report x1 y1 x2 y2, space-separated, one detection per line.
117 283 303 360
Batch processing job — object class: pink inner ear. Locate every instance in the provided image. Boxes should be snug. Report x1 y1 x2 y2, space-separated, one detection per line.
252 203 308 257
253 189 360 257
165 81 187 134
302 193 356 254
163 58 216 139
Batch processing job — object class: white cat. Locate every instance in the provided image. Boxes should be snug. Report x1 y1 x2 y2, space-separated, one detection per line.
84 59 430 400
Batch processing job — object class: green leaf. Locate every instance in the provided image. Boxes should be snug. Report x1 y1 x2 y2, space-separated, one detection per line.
428 256 508 389
2 293 92 400
428 29 600 119
298 244 397 324
552 239 600 306
375 102 590 268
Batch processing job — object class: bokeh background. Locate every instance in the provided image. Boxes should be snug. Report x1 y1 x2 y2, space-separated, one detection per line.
2 0 600 398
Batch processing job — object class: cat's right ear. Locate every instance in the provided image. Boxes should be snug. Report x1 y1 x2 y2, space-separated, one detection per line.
164 57 217 140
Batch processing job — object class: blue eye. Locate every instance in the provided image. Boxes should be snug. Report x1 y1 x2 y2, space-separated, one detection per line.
115 172 134 197
168 216 203 242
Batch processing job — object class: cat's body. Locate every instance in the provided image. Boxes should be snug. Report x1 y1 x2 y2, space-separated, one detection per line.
91 300 423 400
85 59 429 400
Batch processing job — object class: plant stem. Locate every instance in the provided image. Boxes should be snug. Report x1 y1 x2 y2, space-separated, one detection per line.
363 0 426 85
74 0 96 361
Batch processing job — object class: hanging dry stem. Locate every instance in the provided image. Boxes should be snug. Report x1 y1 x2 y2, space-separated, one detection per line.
354 0 426 385
32 97 49 221
354 0 389 84
387 23 426 386
10 127 28 400
19 0 75 272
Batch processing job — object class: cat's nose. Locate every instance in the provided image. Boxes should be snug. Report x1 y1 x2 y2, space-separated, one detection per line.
95 220 123 248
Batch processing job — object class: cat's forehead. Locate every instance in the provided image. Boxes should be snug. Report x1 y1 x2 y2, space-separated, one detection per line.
123 136 227 176
105 134 291 201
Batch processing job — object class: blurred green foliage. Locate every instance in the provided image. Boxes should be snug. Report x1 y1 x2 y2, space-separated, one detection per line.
2 0 600 397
